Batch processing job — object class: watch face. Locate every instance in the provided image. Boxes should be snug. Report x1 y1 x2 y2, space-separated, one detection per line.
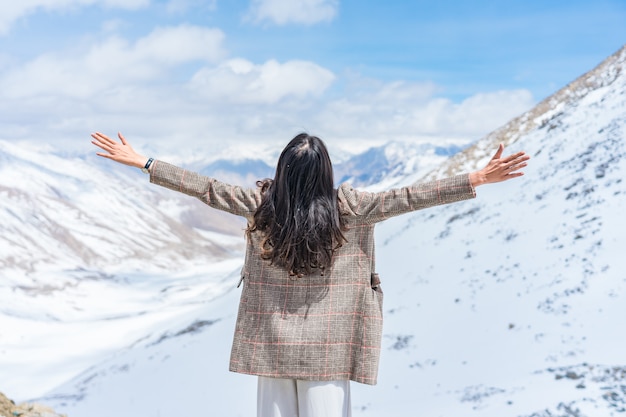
143 158 154 173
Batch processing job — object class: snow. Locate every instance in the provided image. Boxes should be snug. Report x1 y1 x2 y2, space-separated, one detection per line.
1 45 626 416
0 259 243 402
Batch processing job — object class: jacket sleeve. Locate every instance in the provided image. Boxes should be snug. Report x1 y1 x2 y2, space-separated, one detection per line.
149 160 261 219
337 173 476 224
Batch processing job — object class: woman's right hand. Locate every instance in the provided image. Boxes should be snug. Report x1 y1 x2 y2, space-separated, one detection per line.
91 132 148 169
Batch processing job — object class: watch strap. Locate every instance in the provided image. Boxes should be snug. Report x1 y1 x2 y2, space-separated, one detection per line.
141 157 154 174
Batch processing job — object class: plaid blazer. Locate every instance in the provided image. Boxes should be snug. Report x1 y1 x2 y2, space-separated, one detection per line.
150 160 476 385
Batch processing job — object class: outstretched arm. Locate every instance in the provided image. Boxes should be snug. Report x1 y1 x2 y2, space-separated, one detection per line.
469 143 529 187
91 132 149 169
91 131 261 218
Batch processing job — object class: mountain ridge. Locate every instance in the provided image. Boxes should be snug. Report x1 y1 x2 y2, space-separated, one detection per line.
422 44 626 181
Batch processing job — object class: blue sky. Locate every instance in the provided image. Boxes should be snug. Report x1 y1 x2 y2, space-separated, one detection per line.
0 0 624 156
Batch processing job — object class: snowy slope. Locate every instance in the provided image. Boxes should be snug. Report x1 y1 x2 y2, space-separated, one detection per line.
362 44 626 416
0 141 245 278
3 45 626 416
0 135 464 403
0 142 246 399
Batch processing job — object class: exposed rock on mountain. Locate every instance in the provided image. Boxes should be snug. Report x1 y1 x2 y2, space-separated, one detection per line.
0 392 65 417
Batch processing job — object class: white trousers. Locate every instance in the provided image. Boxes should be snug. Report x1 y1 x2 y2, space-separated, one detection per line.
257 376 352 417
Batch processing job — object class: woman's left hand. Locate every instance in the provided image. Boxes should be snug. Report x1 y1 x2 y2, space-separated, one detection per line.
91 132 148 168
470 143 530 187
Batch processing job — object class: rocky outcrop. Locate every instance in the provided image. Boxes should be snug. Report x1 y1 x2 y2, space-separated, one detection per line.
0 392 66 417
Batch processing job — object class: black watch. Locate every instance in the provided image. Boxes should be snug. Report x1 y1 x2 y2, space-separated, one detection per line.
141 157 154 174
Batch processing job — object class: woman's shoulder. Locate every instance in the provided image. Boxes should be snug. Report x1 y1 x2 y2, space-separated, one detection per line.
336 182 374 217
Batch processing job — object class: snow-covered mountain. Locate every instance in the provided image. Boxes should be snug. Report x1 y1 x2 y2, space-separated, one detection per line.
2 44 625 417
0 130 465 403
334 141 466 191
0 142 245 277
189 140 466 190
366 44 626 416
0 135 462 280
0 142 248 400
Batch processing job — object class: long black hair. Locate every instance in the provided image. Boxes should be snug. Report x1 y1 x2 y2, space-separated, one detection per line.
248 133 346 277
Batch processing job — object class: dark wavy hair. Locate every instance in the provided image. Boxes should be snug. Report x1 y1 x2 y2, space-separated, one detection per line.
248 133 346 277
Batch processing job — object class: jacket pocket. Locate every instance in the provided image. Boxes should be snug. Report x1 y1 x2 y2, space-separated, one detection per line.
371 272 383 294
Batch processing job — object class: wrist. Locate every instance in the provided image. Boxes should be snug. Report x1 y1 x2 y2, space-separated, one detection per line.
469 171 486 187
126 155 148 169
140 157 154 174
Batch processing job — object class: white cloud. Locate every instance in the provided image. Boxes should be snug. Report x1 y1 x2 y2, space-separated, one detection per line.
0 0 149 35
0 27 337 152
188 58 336 104
315 81 534 143
0 25 225 99
0 25 534 156
245 0 339 26
443 89 535 134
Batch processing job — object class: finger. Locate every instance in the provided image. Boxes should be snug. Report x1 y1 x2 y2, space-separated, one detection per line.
91 140 110 152
91 140 114 153
92 132 108 140
507 161 529 172
92 132 116 145
492 143 504 160
95 152 114 159
503 156 529 171
90 133 106 144
118 132 128 146
502 151 527 164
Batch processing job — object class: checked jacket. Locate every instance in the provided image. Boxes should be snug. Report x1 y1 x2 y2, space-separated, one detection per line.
150 160 476 385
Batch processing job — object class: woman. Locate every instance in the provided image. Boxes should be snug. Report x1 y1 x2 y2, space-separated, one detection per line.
91 132 528 417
